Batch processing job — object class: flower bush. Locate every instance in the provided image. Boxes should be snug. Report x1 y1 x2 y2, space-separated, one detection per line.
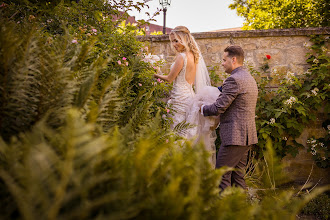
251 36 329 165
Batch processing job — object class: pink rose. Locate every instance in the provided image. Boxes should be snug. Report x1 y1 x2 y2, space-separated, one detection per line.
117 60 122 65
166 108 170 113
138 83 142 86
157 78 161 83
125 62 128 66
72 39 78 44
122 57 127 60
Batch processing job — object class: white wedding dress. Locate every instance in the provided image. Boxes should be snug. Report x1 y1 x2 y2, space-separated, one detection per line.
167 52 220 168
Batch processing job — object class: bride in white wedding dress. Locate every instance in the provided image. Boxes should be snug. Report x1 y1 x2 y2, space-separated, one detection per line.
154 26 219 168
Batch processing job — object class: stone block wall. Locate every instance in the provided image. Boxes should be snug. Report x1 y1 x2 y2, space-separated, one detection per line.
139 27 329 79
138 27 330 185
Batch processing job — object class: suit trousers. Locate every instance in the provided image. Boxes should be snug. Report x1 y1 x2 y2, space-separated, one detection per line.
216 145 250 191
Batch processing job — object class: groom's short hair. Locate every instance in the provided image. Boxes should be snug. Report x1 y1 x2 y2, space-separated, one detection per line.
224 45 244 64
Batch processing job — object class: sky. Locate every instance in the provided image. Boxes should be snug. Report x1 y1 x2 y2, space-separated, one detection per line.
130 0 245 33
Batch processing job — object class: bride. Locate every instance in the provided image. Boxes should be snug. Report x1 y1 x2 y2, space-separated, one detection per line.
154 26 220 168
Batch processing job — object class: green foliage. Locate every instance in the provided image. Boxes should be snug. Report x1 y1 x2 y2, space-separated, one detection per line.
1 109 329 220
0 109 225 219
229 0 330 30
302 193 330 219
0 1 171 141
252 35 329 164
306 133 329 169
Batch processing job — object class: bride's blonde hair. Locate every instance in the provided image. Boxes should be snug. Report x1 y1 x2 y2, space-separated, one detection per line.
170 26 200 64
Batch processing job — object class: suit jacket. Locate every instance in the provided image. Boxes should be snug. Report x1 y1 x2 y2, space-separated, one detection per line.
203 66 258 147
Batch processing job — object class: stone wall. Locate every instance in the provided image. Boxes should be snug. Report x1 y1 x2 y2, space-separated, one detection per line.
138 27 330 185
139 27 329 77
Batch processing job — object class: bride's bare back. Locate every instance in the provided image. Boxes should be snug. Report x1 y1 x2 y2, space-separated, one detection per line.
185 51 196 85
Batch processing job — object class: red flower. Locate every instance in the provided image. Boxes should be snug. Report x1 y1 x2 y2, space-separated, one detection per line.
266 54 271 60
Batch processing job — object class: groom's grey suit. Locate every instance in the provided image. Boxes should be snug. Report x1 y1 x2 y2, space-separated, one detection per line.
203 66 258 190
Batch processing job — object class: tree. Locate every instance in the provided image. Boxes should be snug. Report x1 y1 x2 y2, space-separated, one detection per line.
229 0 330 30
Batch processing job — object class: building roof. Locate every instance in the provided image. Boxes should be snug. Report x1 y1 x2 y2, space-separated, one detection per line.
112 11 173 35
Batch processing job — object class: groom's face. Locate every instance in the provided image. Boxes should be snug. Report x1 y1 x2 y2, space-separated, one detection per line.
222 52 234 73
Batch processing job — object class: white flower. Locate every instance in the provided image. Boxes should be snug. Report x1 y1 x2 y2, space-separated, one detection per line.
283 137 288 141
327 125 330 130
269 118 275 124
320 143 325 148
311 87 319 96
313 58 319 64
311 140 316 144
287 71 295 78
321 46 327 52
143 53 161 64
311 150 317 156
284 71 296 85
284 96 297 107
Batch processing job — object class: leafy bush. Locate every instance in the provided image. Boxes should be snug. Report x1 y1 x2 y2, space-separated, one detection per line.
1 110 328 220
0 1 171 141
252 35 329 165
302 193 330 219
229 0 330 30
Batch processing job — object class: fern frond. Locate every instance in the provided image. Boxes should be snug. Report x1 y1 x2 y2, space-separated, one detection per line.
173 120 196 137
96 78 125 131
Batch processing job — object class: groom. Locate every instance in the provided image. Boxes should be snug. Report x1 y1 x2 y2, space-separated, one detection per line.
201 45 258 191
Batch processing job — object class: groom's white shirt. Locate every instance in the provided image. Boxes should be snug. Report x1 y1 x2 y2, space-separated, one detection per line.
200 105 205 115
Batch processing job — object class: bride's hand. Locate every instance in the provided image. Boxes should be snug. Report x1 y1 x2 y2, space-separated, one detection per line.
154 66 161 73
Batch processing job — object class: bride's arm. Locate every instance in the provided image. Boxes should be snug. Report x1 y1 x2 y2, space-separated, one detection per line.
154 54 183 83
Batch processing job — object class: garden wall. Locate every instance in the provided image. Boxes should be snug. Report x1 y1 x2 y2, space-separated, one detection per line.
138 27 330 185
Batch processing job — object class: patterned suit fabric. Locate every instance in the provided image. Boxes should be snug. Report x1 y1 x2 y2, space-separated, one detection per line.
203 66 258 147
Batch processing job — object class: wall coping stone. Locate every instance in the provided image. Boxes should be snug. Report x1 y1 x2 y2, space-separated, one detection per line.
137 27 330 42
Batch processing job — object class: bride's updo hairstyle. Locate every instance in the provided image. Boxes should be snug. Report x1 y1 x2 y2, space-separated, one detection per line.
170 26 200 64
